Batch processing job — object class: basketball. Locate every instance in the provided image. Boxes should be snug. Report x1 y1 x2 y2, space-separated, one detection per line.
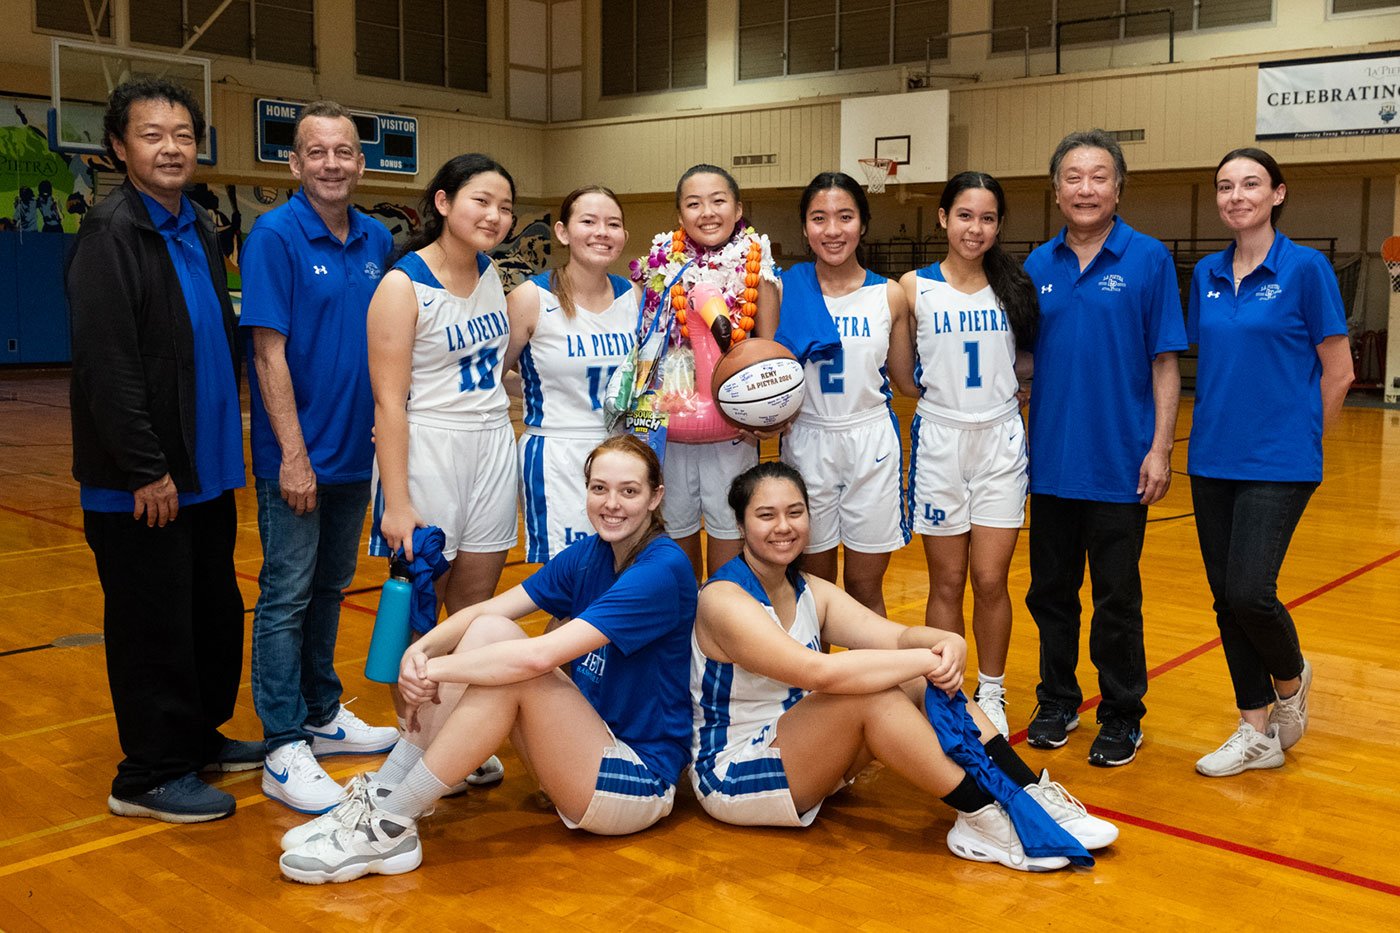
710 338 805 430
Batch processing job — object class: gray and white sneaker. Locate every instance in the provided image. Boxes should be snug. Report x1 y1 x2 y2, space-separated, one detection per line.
946 803 1070 872
444 754 506 796
973 682 1010 738
1195 720 1284 778
279 808 422 885
1269 658 1312 750
1024 771 1118 849
280 774 391 852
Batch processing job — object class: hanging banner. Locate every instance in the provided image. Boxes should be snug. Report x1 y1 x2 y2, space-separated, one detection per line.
1256 51 1400 140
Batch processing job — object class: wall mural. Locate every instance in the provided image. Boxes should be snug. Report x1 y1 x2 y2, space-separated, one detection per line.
0 95 552 290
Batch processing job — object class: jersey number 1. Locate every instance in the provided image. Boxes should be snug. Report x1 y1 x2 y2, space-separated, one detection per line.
585 364 619 411
962 341 983 389
457 347 500 392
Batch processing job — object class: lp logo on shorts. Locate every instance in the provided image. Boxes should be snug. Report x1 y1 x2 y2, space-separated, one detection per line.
923 505 946 525
563 527 591 547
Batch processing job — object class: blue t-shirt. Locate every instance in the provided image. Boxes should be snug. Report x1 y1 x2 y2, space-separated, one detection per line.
1186 233 1346 482
1023 217 1188 503
81 194 245 512
521 534 697 784
240 190 393 483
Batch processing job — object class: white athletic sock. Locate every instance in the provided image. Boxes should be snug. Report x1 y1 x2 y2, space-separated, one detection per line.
978 671 1006 687
375 737 426 785
383 760 452 821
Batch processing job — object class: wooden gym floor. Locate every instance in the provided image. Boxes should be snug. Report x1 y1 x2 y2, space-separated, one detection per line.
0 366 1397 931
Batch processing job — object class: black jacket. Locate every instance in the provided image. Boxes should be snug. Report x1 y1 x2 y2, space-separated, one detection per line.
67 180 239 493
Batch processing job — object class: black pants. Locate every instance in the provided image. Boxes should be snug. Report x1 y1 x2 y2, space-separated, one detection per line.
1190 476 1315 710
84 492 245 798
1025 494 1148 724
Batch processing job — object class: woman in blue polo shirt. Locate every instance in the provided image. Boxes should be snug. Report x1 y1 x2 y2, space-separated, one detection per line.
278 434 697 884
1188 147 1353 778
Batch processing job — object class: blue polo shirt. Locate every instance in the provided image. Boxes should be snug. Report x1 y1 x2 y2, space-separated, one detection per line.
240 190 393 484
1024 217 1187 503
81 194 245 512
1186 233 1346 483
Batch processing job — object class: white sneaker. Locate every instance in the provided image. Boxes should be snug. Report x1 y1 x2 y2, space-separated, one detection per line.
946 803 1070 872
1269 658 1312 751
307 704 400 757
1024 771 1118 849
1195 720 1285 778
263 741 347 814
974 682 1010 738
279 807 422 885
280 774 391 851
442 754 507 796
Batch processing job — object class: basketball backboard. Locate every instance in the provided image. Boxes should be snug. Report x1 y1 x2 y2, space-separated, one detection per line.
49 39 217 165
839 89 949 186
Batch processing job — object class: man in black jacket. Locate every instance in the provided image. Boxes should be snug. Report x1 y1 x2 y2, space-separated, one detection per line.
68 77 261 822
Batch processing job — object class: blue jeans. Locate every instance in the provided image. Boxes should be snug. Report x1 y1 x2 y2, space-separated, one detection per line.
1190 476 1315 710
1026 494 1149 724
251 478 370 750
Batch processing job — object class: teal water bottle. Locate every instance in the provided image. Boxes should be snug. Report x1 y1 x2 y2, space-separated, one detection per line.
365 557 412 684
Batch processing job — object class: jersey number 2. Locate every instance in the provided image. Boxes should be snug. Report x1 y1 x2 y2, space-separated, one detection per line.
457 347 500 392
818 350 845 394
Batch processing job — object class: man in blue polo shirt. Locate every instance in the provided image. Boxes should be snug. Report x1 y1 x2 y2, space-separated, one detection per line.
240 101 400 813
1022 129 1187 767
69 78 261 823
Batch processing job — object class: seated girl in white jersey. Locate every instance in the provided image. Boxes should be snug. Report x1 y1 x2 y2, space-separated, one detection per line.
504 186 643 564
279 435 697 884
690 462 1114 872
898 171 1039 738
775 172 917 614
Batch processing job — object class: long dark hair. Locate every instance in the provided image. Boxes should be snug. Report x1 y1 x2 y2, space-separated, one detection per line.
399 153 516 258
1216 147 1286 226
940 171 1039 350
552 185 624 319
799 171 870 269
584 434 664 571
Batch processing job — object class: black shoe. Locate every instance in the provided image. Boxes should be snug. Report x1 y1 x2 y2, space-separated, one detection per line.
1088 718 1143 767
1026 703 1080 749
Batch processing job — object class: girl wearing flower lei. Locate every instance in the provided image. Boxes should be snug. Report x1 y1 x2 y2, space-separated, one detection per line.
629 164 780 580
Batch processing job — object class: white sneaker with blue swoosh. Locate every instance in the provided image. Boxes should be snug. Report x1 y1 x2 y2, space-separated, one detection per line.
263 740 346 814
308 704 400 757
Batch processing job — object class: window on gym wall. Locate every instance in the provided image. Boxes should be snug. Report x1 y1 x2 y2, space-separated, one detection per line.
990 0 1273 53
600 0 707 96
739 0 949 80
126 1 316 67
1331 0 1400 12
356 0 488 91
35 0 113 38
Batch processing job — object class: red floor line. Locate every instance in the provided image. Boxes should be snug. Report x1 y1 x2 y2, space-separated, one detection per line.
0 502 83 534
1063 547 1400 720
1089 804 1400 898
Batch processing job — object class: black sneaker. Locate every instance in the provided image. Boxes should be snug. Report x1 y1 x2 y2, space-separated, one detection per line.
1026 703 1080 749
1088 718 1143 767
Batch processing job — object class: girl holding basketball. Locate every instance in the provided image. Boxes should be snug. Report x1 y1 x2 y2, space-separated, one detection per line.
505 186 642 564
899 171 1039 737
1188 147 1351 777
689 462 1115 872
777 171 916 613
633 164 780 580
279 434 697 884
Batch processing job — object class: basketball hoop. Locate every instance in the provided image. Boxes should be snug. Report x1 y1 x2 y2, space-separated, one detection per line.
1383 235 1400 294
859 158 896 194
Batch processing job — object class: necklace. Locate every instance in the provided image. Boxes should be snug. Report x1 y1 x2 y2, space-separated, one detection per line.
631 222 776 345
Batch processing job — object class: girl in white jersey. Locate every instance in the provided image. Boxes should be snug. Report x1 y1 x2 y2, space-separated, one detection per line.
690 462 1114 872
505 186 642 563
634 164 779 581
778 172 916 613
899 171 1039 738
